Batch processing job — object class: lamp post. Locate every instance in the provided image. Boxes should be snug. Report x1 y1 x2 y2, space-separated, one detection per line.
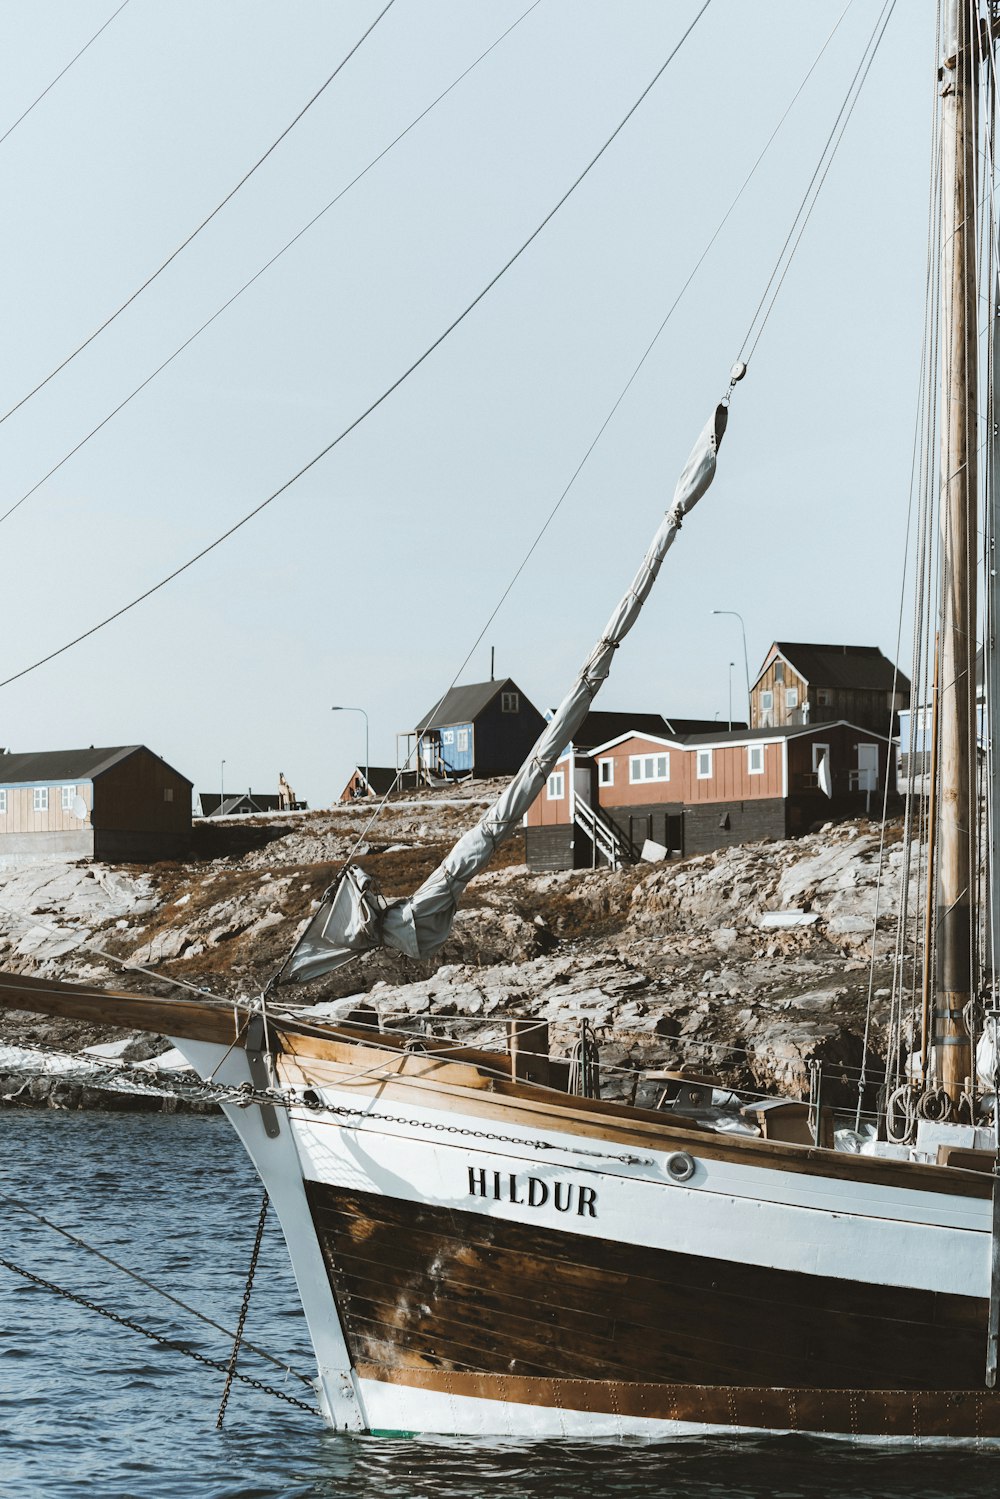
728 662 734 732
220 759 226 818
332 706 369 793
712 610 751 726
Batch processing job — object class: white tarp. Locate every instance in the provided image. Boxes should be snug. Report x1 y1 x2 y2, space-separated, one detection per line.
283 403 729 983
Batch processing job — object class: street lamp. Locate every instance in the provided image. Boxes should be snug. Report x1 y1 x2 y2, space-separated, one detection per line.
728 662 735 732
220 758 226 818
712 610 751 726
332 706 369 793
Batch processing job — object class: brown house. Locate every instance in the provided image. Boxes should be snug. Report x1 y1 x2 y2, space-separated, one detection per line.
524 722 894 871
0 745 192 866
751 643 909 735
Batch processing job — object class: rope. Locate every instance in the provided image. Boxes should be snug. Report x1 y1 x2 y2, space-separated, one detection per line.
0 0 397 432
0 0 544 533
0 0 715 694
0 1254 316 1415
0 1187 311 1387
0 0 131 152
217 1190 270 1428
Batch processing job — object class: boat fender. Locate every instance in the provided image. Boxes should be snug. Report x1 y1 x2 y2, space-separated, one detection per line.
665 1151 696 1183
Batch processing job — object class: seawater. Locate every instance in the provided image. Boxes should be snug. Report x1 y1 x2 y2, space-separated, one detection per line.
2 1110 1000 1499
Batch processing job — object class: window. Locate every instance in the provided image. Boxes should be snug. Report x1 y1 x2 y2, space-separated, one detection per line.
774 662 784 685
0 791 6 814
501 692 520 713
785 688 799 709
442 729 454 745
598 758 614 786
33 787 48 811
628 754 669 783
456 728 469 752
547 771 565 800
163 787 174 803
760 690 774 712
61 784 76 810
811 743 830 772
696 750 713 780
816 688 832 708
747 745 764 775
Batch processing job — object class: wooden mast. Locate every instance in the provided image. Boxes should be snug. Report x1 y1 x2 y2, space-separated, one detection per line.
933 0 979 1103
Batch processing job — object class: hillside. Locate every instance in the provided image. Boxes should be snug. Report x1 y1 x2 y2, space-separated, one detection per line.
0 782 910 1111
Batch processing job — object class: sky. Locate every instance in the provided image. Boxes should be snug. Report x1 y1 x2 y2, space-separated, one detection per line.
0 0 937 806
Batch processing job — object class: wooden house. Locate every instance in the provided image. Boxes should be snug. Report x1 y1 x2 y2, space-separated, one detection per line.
751 643 909 735
524 722 895 871
199 790 281 817
338 766 418 802
0 745 192 866
406 678 545 782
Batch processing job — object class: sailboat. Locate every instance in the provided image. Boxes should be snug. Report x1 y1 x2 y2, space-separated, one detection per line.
4 0 1000 1441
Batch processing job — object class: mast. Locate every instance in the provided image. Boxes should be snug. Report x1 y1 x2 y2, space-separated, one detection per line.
932 0 979 1103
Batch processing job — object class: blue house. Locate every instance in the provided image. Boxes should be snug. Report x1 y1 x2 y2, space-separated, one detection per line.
408 678 544 782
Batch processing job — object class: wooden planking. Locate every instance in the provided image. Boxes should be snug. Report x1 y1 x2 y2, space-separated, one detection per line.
356 1364 1000 1438
305 1183 988 1392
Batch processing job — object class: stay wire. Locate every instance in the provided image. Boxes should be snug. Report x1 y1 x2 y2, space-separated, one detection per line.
0 0 543 532
0 0 714 693
738 0 898 368
0 0 396 431
298 0 856 876
0 0 131 152
0 1187 311 1386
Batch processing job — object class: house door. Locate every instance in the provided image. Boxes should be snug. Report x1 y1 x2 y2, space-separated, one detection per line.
574 765 592 808
857 744 879 791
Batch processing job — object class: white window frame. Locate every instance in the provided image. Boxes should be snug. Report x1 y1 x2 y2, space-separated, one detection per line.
61 784 76 810
811 743 830 773
598 757 614 787
774 662 785 685
747 745 764 776
785 687 799 710
0 790 6 814
816 688 832 708
33 787 48 811
628 753 670 784
760 690 774 712
501 691 519 714
456 728 469 753
696 749 713 780
546 770 565 800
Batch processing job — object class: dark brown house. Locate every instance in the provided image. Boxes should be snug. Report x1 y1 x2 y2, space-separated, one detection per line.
407 678 545 781
751 643 909 735
0 745 192 865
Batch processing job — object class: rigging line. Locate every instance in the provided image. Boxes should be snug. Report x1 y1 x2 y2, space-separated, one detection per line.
0 0 131 152
0 0 714 694
321 0 858 866
0 0 544 532
0 0 397 432
0 1189 312 1386
738 0 897 366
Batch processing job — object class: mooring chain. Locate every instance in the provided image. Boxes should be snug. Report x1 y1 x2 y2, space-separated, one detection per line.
0 1255 316 1415
216 1190 269 1429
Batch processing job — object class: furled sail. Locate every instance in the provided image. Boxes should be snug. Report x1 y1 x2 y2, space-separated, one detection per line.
282 403 729 984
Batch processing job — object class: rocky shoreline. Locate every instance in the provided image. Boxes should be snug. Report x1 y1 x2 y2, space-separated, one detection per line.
0 786 910 1113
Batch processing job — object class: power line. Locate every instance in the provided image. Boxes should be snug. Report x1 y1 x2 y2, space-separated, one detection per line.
0 0 543 531
0 0 396 430
0 0 714 691
0 0 132 152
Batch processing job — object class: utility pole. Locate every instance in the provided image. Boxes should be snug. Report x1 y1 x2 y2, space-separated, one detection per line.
931 0 977 1103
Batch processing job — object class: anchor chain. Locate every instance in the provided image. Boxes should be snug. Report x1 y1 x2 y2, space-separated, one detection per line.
216 1190 269 1429
0 1253 315 1416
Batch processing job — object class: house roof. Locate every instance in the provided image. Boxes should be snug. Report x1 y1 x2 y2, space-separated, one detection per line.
416 678 524 732
588 720 893 755
756 643 910 694
0 745 191 785
350 766 403 797
567 711 671 750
